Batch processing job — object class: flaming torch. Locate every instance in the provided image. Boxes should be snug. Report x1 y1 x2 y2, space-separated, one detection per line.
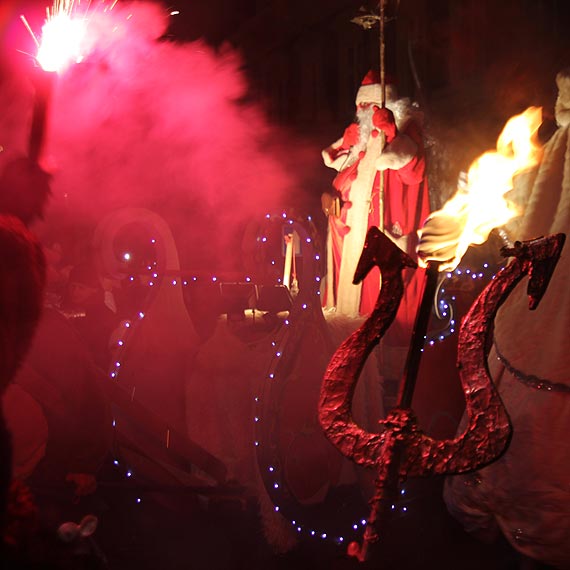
21 1 88 163
418 106 544 272
395 105 546 464
319 106 549 563
405 105 545 406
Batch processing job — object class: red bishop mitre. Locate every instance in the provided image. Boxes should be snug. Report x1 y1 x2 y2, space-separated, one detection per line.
355 69 398 106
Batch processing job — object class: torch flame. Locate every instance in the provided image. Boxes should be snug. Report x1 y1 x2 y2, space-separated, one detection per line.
36 1 86 72
420 106 544 271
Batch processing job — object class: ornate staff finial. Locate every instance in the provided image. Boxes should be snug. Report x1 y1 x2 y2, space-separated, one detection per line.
350 8 380 30
350 4 396 31
351 2 397 230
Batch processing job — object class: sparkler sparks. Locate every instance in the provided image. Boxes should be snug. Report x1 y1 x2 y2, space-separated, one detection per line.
19 1 121 163
37 13 86 71
21 0 119 73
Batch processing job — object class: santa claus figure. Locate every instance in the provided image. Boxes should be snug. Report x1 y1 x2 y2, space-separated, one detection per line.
322 70 430 344
419 68 570 569
0 157 50 535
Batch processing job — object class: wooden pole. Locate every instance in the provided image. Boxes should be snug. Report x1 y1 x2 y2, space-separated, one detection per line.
379 0 386 107
378 0 386 233
397 261 440 408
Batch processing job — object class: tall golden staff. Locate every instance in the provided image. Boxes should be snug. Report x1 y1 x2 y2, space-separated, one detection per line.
352 0 389 233
378 0 386 233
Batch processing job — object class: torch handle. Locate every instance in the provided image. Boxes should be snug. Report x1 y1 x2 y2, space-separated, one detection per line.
397 261 440 408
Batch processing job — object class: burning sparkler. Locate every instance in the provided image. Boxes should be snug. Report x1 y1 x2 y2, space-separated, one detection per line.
20 1 94 73
35 2 87 72
20 1 82 163
20 1 119 162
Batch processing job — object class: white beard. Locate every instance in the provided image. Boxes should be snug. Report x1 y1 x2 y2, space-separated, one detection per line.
350 106 375 158
348 97 420 161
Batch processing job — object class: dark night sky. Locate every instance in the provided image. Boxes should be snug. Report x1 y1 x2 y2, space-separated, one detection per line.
8 1 570 117
4 0 570 213
158 0 570 160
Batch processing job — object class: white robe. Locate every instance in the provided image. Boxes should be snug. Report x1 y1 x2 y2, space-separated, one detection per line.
444 124 570 569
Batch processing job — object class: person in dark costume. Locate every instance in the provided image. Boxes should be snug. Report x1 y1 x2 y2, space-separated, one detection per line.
0 156 51 541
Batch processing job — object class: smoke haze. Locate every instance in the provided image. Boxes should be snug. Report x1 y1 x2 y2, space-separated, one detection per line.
0 0 322 273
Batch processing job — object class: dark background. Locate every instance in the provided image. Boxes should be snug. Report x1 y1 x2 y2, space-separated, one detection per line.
2 2 570 569
162 0 570 204
6 0 570 207
163 1 570 120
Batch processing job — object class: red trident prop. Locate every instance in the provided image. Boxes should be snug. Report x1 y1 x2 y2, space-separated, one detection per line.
318 227 565 561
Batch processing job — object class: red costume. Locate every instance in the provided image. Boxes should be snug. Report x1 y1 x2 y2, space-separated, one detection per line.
322 72 430 345
0 158 50 533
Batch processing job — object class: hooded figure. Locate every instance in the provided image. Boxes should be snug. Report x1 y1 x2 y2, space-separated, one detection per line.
420 68 570 569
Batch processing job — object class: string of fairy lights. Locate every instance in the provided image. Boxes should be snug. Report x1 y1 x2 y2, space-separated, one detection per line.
103 210 501 541
251 213 372 543
249 214 500 543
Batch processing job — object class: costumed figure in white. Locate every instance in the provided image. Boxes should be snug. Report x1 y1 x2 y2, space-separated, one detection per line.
418 68 570 569
92 208 201 488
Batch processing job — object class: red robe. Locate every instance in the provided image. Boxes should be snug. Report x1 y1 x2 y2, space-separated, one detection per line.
323 118 430 345
0 214 45 521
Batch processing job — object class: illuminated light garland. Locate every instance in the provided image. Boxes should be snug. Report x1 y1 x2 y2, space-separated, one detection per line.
109 239 495 355
103 210 501 526
105 211 498 539
423 261 498 347
251 212 373 544
107 218 318 505
105 234 165 505
250 213 502 545
109 455 142 505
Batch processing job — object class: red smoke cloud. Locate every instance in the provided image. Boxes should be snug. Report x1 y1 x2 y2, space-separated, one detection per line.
1 0 322 273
